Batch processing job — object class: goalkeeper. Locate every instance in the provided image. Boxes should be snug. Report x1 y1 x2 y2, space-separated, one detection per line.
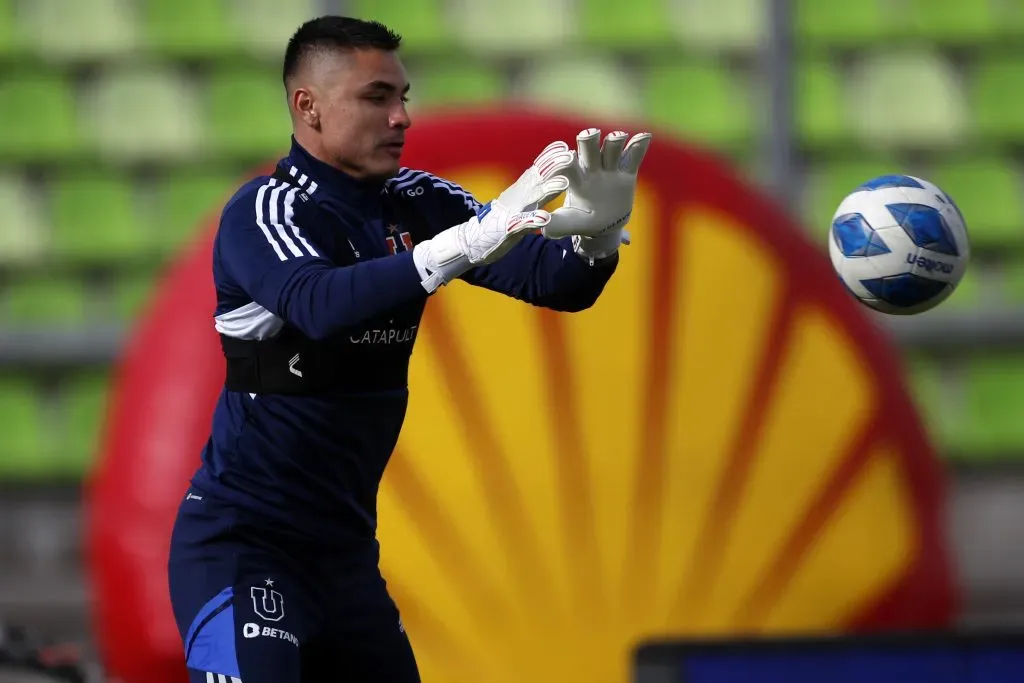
166 15 651 683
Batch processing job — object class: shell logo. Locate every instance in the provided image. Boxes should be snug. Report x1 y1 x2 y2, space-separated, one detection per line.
383 110 958 682
85 109 958 683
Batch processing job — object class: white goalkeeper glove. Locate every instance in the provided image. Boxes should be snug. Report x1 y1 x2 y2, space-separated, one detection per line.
543 128 653 265
412 141 575 293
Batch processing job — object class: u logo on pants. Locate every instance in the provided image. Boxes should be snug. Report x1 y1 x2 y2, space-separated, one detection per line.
250 586 284 622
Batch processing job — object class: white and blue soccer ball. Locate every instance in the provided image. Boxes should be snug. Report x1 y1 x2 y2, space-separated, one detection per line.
828 174 970 315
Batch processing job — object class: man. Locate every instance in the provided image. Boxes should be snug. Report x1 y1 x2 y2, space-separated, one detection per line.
166 15 651 683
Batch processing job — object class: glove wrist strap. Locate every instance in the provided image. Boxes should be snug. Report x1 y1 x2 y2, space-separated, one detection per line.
573 231 622 266
413 229 472 293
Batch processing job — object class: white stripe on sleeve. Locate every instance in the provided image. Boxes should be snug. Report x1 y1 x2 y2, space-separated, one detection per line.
283 189 319 257
254 180 287 261
268 184 304 258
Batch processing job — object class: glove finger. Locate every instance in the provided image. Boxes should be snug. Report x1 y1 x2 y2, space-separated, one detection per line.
576 128 602 174
619 132 653 175
535 141 573 180
538 175 570 206
559 150 584 187
601 130 628 171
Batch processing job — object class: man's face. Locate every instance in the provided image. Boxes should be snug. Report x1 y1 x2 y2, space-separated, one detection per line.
306 48 411 181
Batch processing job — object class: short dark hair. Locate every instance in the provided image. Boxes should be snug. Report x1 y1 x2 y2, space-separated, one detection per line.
283 16 402 88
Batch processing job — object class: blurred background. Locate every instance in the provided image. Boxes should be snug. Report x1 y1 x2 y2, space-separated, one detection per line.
0 0 1023 680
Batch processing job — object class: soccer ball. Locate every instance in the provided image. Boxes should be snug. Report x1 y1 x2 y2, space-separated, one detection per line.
828 174 970 315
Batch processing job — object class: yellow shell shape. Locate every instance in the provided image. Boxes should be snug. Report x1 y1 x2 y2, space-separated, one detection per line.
377 167 923 683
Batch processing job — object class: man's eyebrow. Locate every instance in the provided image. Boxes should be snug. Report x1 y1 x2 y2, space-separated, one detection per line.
363 81 411 93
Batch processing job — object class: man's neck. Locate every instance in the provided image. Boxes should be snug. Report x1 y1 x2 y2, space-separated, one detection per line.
292 131 362 179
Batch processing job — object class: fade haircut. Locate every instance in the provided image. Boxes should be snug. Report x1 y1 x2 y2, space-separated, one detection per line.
283 16 402 89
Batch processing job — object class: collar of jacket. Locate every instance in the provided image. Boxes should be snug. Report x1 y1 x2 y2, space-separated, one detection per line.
284 136 386 209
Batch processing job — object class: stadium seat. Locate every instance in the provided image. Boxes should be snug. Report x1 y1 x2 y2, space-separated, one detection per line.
667 0 764 52
903 354 955 448
793 0 890 47
114 273 159 320
448 0 571 54
930 159 1023 252
60 372 111 474
0 173 49 265
82 64 203 163
140 0 238 58
795 59 853 149
996 258 1024 306
408 61 506 109
991 0 1024 38
904 0 995 44
0 0 20 57
643 59 753 150
205 66 291 159
577 0 674 49
0 68 82 162
847 51 965 149
517 56 644 120
0 377 47 477
5 277 86 326
18 0 137 61
228 0 317 57
958 355 1024 457
50 173 148 264
349 0 449 52
155 168 238 253
970 57 1024 143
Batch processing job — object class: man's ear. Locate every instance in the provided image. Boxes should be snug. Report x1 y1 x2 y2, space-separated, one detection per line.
292 87 320 130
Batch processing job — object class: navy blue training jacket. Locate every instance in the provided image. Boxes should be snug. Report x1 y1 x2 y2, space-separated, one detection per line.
188 137 617 546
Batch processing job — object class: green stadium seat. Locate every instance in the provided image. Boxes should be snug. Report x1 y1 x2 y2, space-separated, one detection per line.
409 62 506 109
578 0 674 49
904 0 995 44
970 57 1024 143
991 0 1024 39
141 0 238 58
997 258 1024 306
5 277 86 326
60 372 111 473
956 355 1024 457
0 173 49 265
82 64 202 163
800 159 905 240
19 0 137 61
228 0 316 57
206 66 291 159
155 169 238 253
349 0 449 53
643 59 753 150
517 56 644 119
114 273 159 320
0 68 83 162
848 51 965 149
667 0 764 52
50 172 148 264
930 159 1023 252
449 0 571 54
903 354 957 448
0 0 21 57
793 0 890 47
0 377 48 477
795 59 853 149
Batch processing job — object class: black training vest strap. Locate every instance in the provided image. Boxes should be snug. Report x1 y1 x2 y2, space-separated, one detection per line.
219 166 431 396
